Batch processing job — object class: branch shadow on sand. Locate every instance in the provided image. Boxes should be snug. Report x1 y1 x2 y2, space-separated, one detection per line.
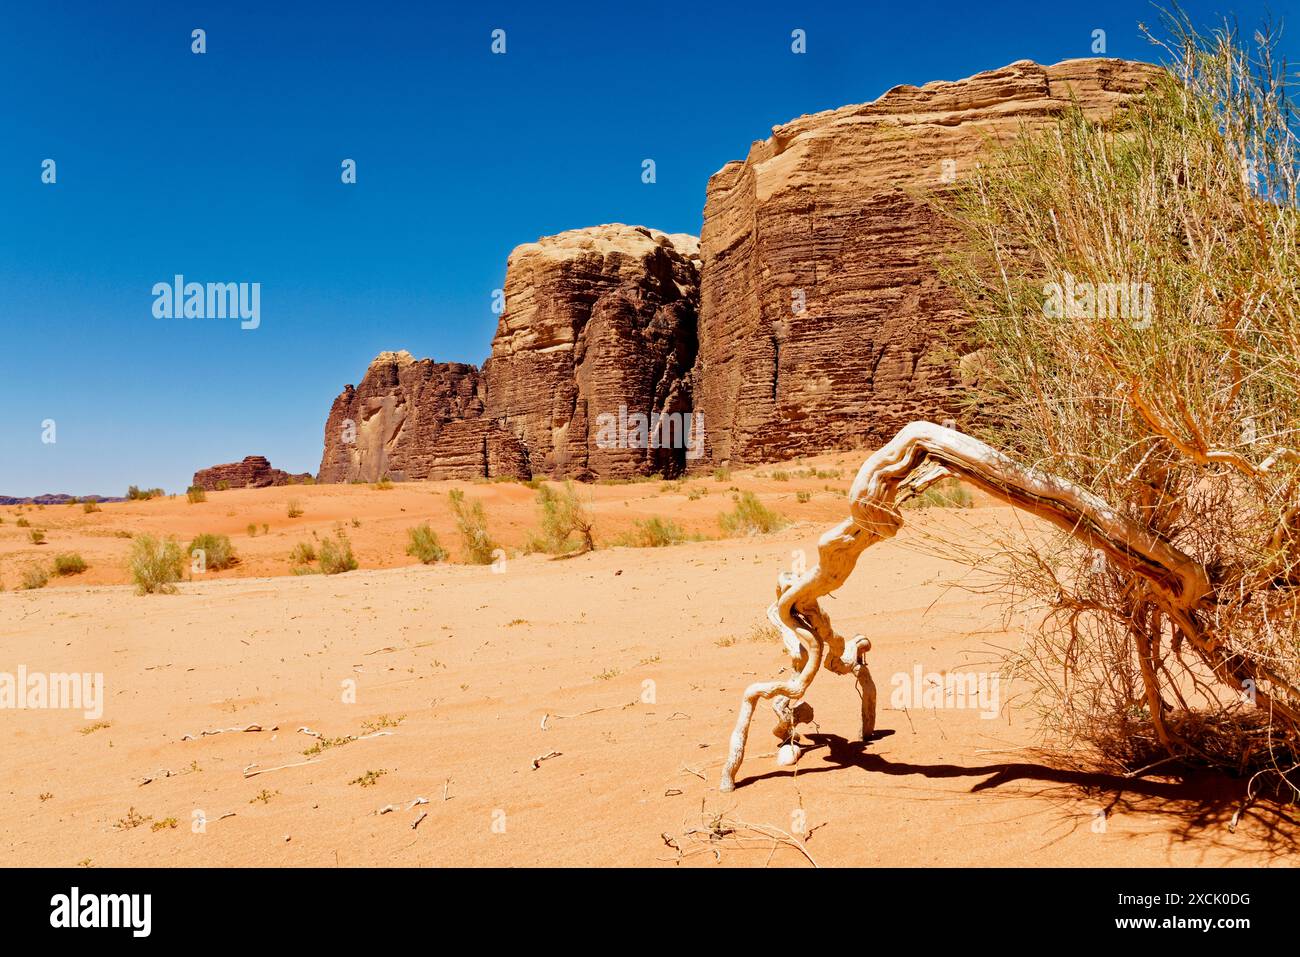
735 730 1300 858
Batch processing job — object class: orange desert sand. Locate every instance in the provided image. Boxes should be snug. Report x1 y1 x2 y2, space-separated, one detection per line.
0 455 1293 866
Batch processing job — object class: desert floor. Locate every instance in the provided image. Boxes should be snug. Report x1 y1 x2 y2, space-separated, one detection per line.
1 456 1294 867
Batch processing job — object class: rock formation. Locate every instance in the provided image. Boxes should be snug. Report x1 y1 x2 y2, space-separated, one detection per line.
317 352 526 483
483 225 701 479
691 57 1160 468
319 226 701 483
192 456 310 491
316 58 1159 482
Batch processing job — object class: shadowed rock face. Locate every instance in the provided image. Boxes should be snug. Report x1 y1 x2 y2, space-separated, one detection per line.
484 225 702 479
193 456 310 490
317 352 528 483
690 57 1160 468
316 58 1158 482
317 226 701 483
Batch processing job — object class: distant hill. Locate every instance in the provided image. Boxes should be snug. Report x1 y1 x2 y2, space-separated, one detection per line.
0 493 128 506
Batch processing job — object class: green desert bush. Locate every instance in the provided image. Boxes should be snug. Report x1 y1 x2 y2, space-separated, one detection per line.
187 533 237 571
52 553 87 576
126 486 164 501
186 486 207 504
28 528 46 545
406 523 447 564
616 516 685 548
16 518 30 528
448 489 498 564
719 492 787 536
317 530 358 575
82 499 100 513
530 481 595 555
288 541 317 565
128 535 185 595
286 499 304 518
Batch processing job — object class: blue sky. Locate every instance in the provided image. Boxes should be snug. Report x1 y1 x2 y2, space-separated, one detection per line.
1 0 1294 495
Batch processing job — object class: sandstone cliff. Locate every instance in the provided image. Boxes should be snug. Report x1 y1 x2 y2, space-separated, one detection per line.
317 58 1158 482
318 226 701 483
691 57 1160 467
483 225 701 478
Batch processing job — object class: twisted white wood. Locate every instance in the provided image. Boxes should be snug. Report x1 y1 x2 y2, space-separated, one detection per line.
720 421 1216 792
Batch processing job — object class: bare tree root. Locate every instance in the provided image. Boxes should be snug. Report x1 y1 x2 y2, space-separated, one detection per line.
721 421 1299 791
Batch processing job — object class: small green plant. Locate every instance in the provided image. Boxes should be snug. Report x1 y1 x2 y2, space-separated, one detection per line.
687 486 706 501
771 470 790 482
52 553 87 576
406 523 447 564
286 498 304 518
128 534 185 595
301 734 354 756
21 564 49 590
448 489 499 564
126 486 164 501
187 533 237 571
150 817 178 832
186 485 207 504
215 480 231 491
15 518 30 528
249 789 278 804
719 492 787 536
114 808 151 830
349 769 387 788
712 468 732 482
246 523 258 537
82 499 100 513
616 516 685 548
79 721 111 735
318 529 358 575
361 714 405 733
372 477 394 491
796 490 811 504
28 528 46 545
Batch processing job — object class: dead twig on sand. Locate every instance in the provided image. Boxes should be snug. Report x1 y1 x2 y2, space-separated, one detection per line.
182 723 277 741
242 758 320 778
540 700 637 731
531 750 562 770
664 810 819 868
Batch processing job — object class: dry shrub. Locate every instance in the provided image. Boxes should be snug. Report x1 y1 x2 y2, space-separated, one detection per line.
448 489 498 564
938 13 1300 791
530 481 595 555
128 535 184 595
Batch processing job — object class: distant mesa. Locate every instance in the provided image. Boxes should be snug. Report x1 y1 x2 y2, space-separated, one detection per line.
315 58 1159 483
0 493 126 506
192 455 312 491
